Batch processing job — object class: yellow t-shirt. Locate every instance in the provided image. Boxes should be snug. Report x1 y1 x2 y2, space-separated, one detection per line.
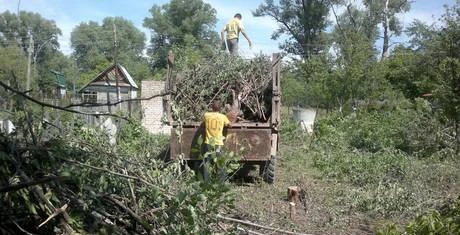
223 18 244 40
204 112 230 146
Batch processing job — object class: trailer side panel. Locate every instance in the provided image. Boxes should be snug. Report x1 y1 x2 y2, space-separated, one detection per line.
170 126 272 161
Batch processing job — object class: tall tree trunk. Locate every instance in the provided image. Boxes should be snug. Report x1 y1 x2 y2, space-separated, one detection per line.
381 0 390 60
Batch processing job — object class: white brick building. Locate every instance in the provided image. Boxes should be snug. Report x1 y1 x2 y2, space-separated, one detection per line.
141 80 171 135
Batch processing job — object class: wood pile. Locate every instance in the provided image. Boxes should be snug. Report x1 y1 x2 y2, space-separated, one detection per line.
171 53 273 122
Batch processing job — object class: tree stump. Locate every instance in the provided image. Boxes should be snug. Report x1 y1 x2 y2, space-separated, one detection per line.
287 186 301 203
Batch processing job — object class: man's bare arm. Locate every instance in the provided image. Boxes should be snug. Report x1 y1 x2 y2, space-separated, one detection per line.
221 29 226 43
241 29 252 48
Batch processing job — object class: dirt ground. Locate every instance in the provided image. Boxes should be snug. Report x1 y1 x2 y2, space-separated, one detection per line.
228 143 377 235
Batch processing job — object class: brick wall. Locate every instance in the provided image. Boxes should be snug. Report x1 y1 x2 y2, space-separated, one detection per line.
141 81 171 135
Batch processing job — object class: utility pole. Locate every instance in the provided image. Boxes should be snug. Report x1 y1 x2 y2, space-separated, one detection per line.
26 31 34 91
113 22 121 110
17 0 21 20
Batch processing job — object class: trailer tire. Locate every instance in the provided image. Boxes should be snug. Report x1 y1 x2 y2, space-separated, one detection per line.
262 155 276 184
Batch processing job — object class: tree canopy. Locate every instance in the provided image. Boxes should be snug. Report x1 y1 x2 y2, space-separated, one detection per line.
143 0 218 71
363 0 411 59
70 17 148 85
253 0 331 58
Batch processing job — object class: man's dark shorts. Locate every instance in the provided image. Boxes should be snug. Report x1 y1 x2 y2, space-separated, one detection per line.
226 38 239 55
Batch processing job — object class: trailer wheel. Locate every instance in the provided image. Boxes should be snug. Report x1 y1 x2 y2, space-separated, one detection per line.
262 155 276 184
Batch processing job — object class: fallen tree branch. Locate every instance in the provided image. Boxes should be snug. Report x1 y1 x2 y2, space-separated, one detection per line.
217 215 314 235
13 221 36 235
0 176 69 193
60 158 171 197
125 169 138 213
125 168 138 230
237 226 265 235
64 91 172 108
0 80 129 121
38 204 68 228
207 81 229 107
104 194 153 234
17 170 73 234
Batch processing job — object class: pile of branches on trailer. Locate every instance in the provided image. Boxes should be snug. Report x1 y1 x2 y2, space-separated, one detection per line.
171 53 273 122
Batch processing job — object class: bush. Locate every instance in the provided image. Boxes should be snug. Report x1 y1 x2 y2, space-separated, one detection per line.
314 101 448 156
309 105 458 218
117 119 169 159
377 197 460 235
313 149 408 187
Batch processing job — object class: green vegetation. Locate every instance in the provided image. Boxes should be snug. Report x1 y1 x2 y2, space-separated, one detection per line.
143 0 218 72
0 111 236 234
0 0 459 233
71 17 149 86
378 197 460 234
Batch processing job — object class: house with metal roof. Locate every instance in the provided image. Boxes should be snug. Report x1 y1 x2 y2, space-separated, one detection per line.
78 63 139 114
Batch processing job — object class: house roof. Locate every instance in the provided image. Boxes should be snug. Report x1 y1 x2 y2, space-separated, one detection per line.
79 64 139 93
50 70 66 88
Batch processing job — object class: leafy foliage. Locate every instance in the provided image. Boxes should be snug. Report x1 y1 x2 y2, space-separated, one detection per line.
0 11 76 96
0 104 236 234
0 11 61 57
143 0 218 72
363 0 412 59
0 45 27 90
70 17 149 86
253 0 331 58
377 197 460 234
309 101 458 218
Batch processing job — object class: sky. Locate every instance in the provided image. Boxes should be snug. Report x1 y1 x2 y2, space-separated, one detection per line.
0 0 456 58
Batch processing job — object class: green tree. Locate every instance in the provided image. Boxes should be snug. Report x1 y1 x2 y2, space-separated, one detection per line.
363 0 411 59
406 20 437 51
70 17 148 85
319 3 381 111
0 45 28 106
431 2 460 153
383 46 437 99
0 11 61 57
0 10 63 91
143 0 219 72
253 0 331 58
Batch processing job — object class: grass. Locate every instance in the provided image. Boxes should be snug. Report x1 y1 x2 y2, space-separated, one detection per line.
229 108 460 234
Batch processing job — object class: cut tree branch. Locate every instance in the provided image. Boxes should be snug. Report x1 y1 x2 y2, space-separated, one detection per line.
17 170 73 234
104 195 152 234
0 176 69 193
60 158 171 197
217 215 314 235
38 204 68 228
0 80 129 121
64 91 172 109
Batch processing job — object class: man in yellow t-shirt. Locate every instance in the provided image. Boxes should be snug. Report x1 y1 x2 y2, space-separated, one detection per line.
221 13 252 55
204 101 231 148
202 101 231 182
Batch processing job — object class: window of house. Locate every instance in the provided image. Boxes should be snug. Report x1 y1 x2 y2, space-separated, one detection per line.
82 92 97 103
